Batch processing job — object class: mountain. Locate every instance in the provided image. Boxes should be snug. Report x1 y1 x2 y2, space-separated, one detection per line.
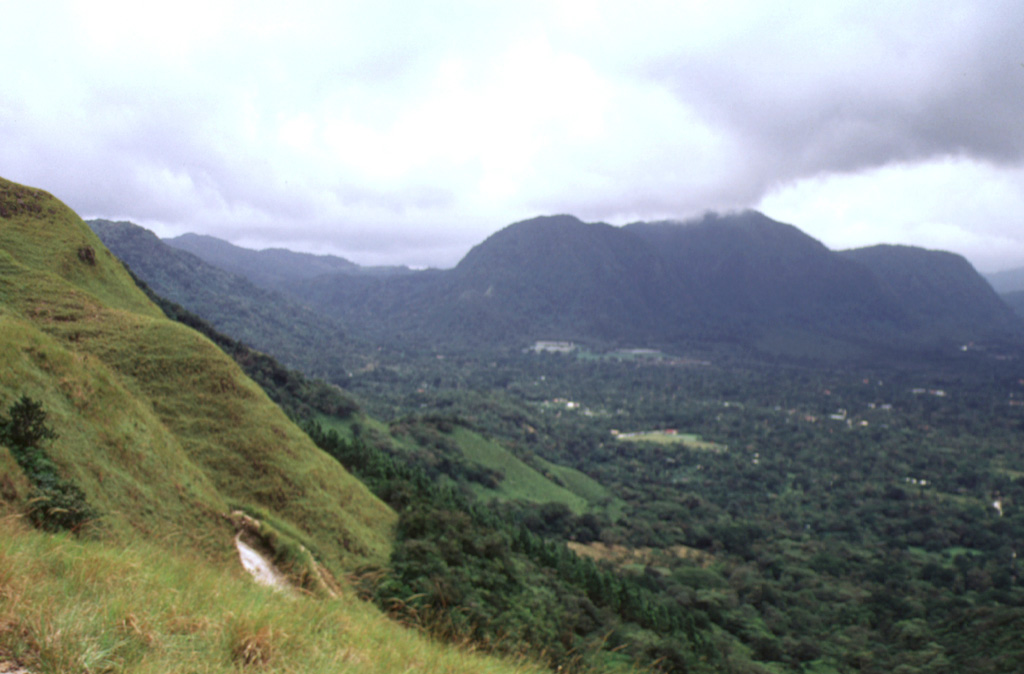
105 208 1023 366
89 219 366 379
985 265 1024 294
283 211 1022 362
0 177 548 674
984 266 1024 319
165 231 411 290
839 244 1022 341
622 212 905 344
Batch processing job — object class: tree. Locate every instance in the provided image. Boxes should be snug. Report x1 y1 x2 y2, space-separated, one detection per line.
0 395 58 450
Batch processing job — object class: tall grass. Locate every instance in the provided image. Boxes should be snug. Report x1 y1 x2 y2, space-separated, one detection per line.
0 517 546 674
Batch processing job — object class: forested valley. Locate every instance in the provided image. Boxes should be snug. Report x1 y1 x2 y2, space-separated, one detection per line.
98 218 1024 672
334 347 1024 673
152 282 1024 673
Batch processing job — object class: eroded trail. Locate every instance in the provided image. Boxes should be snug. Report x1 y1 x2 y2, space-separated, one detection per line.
234 533 292 592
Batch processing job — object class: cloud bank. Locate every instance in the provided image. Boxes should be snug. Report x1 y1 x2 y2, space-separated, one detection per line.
2 0 1022 271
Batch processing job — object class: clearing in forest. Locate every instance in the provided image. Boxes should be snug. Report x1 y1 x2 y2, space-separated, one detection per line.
613 429 727 452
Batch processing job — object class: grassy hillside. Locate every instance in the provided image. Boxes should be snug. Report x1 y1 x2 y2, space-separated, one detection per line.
0 178 551 673
0 183 157 318
0 517 545 674
316 412 622 517
0 177 393 569
452 426 590 513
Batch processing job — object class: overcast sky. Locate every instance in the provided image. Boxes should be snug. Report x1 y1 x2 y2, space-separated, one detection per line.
3 1 1023 271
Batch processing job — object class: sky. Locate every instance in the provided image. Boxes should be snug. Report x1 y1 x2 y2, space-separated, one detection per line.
2 1 1023 272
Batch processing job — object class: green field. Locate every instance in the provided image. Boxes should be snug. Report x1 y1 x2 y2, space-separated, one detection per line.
316 412 622 517
452 427 591 513
615 430 727 452
533 456 627 519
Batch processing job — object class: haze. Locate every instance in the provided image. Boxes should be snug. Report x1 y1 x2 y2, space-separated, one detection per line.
2 1 1023 271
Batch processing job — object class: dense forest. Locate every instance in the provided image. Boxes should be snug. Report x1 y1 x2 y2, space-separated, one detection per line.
333 348 1024 672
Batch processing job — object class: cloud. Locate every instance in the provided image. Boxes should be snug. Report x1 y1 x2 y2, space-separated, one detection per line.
1 1 1022 270
624 1 1024 205
759 158 1024 272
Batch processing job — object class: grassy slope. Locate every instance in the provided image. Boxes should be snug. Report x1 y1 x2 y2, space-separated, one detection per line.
533 456 627 520
0 177 394 569
317 413 618 516
452 427 590 513
0 518 545 674
0 177 548 674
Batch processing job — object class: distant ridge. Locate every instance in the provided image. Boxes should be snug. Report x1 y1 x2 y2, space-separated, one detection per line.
1004 290 1024 318
90 220 366 379
839 244 1021 341
106 209 1024 366
165 231 411 290
985 265 1024 294
277 211 1022 363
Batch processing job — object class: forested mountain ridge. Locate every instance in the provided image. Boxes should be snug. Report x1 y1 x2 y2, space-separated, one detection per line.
839 244 1021 341
89 219 368 379
279 211 1022 362
165 230 412 290
1004 290 1024 318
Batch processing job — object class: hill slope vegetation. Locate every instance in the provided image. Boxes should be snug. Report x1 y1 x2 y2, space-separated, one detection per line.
164 231 411 289
0 178 549 674
0 179 393 567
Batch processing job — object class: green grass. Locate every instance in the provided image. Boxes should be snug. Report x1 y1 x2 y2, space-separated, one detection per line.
0 517 546 674
451 427 591 514
316 413 621 517
533 456 627 519
316 411 396 448
0 179 160 318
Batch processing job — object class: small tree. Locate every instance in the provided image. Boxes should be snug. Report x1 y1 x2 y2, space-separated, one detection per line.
1 395 95 533
0 394 58 450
